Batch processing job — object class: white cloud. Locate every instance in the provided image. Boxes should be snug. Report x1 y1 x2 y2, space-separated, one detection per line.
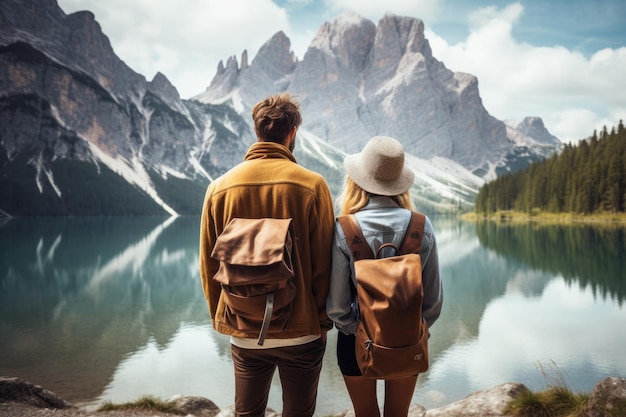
551 109 604 143
467 2 523 29
426 3 626 143
324 0 440 23
286 0 315 5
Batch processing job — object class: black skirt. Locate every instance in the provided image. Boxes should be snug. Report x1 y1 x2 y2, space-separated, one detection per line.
336 331 362 376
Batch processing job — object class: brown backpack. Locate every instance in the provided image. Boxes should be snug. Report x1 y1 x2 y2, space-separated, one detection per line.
210 217 296 345
337 212 429 379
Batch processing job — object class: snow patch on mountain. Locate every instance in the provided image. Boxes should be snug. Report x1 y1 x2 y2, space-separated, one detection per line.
87 141 178 216
197 89 246 114
159 166 187 180
406 153 484 201
34 154 62 198
297 129 344 169
482 162 501 182
189 152 214 182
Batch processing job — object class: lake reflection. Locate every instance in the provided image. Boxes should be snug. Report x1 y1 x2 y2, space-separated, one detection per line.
0 216 624 415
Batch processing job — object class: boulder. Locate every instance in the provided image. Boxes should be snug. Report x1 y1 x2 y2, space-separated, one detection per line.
424 382 529 417
166 394 221 417
408 403 428 417
0 376 74 409
586 377 626 417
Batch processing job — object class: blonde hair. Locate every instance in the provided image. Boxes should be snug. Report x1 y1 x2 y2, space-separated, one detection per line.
338 176 414 215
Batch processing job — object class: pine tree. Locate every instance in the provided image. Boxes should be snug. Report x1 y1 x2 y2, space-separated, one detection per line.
474 122 625 215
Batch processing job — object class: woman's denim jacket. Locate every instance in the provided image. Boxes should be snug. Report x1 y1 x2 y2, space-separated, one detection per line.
326 196 443 335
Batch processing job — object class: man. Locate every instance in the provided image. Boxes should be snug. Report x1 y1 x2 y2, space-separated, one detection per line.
199 93 335 417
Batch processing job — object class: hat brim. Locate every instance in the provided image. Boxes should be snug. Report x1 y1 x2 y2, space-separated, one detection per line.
344 153 415 196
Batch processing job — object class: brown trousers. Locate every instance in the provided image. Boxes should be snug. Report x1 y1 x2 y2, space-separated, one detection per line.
231 338 326 417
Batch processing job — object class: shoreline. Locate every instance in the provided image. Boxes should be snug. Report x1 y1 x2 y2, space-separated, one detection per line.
460 210 626 225
3 376 626 417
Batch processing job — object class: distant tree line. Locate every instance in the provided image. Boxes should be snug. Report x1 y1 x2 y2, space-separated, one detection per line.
475 120 626 214
475 221 625 305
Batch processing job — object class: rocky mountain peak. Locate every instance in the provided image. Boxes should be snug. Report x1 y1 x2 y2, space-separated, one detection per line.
1 0 146 103
146 71 191 118
379 12 428 56
514 117 561 145
204 54 241 101
363 12 432 89
250 30 296 80
196 30 296 106
195 11 560 176
289 12 511 165
309 11 376 72
241 50 249 70
65 10 110 56
149 72 180 99
225 55 239 71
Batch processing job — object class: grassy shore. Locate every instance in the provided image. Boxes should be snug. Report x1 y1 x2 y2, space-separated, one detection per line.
99 388 595 417
460 210 626 226
504 386 590 417
98 396 184 414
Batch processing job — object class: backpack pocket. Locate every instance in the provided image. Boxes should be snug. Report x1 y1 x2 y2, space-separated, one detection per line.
355 319 429 379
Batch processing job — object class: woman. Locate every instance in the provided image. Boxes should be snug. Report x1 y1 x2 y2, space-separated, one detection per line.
326 136 443 417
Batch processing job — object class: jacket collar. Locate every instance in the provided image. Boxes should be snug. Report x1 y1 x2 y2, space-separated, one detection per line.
244 141 297 163
362 195 402 210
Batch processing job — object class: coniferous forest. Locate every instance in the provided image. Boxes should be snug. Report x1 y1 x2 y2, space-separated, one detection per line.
475 121 626 214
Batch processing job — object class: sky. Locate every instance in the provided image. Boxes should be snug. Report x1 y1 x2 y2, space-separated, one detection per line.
55 0 626 144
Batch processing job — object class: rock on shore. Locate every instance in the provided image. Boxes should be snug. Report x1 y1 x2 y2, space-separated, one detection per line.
1 376 626 417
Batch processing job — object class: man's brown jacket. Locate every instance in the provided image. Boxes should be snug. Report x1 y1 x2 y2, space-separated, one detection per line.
199 141 335 338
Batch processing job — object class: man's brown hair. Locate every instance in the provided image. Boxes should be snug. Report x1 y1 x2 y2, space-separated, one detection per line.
252 93 302 143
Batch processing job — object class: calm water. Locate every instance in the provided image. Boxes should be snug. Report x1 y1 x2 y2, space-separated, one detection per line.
1 216 625 415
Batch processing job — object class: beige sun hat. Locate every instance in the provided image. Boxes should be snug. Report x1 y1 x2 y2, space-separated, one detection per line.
343 136 415 196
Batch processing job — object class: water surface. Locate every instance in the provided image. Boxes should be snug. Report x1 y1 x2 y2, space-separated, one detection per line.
1 216 624 415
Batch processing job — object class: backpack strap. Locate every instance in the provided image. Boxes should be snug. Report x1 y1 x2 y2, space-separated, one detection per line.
337 215 375 261
258 293 274 346
399 211 426 255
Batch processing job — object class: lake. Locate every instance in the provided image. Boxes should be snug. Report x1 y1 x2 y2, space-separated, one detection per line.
1 215 624 415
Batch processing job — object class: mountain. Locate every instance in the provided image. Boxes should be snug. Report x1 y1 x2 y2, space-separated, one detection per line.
0 0 255 216
0 1 559 217
501 116 563 174
196 12 562 180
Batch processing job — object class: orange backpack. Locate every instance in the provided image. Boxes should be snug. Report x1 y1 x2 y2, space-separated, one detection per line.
337 212 429 379
211 218 296 345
